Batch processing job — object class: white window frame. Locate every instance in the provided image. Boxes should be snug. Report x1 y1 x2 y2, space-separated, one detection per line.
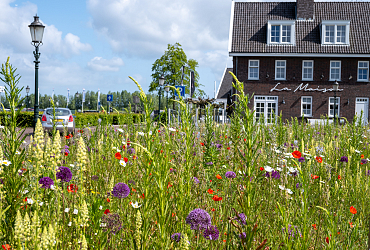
358 61 369 82
302 60 314 81
254 96 279 124
321 20 350 45
275 60 286 80
301 96 313 117
330 60 341 81
328 97 340 118
248 60 259 80
267 20 296 45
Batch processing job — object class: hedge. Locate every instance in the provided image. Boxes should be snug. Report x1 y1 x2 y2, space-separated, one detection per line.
0 112 143 128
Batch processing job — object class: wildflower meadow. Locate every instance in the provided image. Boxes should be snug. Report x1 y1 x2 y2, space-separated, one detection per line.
0 57 370 249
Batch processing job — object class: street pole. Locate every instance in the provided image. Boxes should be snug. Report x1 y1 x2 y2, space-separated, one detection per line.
334 90 337 126
33 46 40 131
158 87 161 113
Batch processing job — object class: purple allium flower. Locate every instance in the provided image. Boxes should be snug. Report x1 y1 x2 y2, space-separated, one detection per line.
216 144 222 149
298 157 305 163
101 213 122 235
64 145 69 149
282 224 298 240
271 170 281 179
193 152 197 156
171 233 182 243
203 225 219 240
340 156 348 163
186 208 211 230
361 159 368 164
225 171 236 179
236 213 247 225
239 232 247 239
366 170 370 176
193 177 200 184
296 183 301 189
205 162 213 165
56 166 72 183
265 172 270 178
112 183 130 198
127 147 136 155
39 177 54 189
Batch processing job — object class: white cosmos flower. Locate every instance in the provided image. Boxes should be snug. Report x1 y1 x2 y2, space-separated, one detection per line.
70 164 75 168
354 149 361 153
117 128 124 133
286 189 293 194
65 208 70 213
275 149 282 154
276 167 283 171
264 166 274 173
99 206 103 210
119 160 126 167
73 209 78 215
138 132 145 136
169 128 176 132
287 167 298 173
278 185 285 190
131 202 142 208
27 198 34 204
68 222 72 227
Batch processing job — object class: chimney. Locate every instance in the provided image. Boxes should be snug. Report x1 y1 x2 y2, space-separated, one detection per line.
296 0 314 20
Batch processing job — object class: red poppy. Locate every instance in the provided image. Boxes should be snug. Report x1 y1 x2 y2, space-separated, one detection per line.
68 134 73 138
243 138 246 141
67 184 78 193
115 152 122 160
227 147 230 150
167 182 173 188
315 156 323 163
133 155 137 160
65 136 70 139
2 244 11 250
211 208 215 211
200 142 204 146
65 152 68 156
312 224 317 230
338 175 342 180
350 206 357 214
107 198 110 203
349 222 354 228
292 151 302 158
212 195 223 201
207 189 214 194
123 157 128 163
326 237 329 244
361 154 365 159
104 209 110 215
216 174 222 180
127 141 131 146
259 167 264 171
311 174 319 180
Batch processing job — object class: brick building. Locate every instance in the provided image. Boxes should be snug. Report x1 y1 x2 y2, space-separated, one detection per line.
225 0 370 123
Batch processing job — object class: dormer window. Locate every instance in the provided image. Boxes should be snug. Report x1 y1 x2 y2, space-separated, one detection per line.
321 21 350 45
267 21 295 45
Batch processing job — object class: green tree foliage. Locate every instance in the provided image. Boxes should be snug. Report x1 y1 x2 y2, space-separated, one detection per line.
150 43 204 109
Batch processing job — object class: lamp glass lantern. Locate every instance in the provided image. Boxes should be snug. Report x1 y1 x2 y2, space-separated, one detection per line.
164 86 170 92
333 80 339 91
159 75 165 86
29 15 45 45
26 85 30 94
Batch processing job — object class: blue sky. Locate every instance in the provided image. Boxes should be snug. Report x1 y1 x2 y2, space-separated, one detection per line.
0 0 233 99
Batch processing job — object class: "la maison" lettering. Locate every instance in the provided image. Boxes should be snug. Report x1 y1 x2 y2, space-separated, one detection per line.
270 83 344 93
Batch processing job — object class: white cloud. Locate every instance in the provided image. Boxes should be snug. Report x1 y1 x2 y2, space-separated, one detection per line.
88 56 124 71
87 0 231 72
0 0 91 58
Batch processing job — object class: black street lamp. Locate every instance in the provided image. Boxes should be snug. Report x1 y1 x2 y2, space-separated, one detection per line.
164 85 170 110
75 91 79 111
26 85 30 111
158 75 165 113
333 80 339 125
29 15 45 131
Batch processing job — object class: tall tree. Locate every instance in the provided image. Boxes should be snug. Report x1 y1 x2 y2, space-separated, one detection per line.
150 43 204 109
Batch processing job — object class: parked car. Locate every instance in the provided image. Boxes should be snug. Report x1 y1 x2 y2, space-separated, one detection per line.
41 108 75 133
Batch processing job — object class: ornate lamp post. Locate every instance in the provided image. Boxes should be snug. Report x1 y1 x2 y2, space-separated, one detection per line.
75 91 79 111
29 15 45 131
164 85 170 110
333 80 339 125
158 75 165 113
26 85 30 111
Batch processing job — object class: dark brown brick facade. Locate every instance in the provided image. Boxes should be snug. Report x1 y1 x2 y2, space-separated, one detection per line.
233 56 370 122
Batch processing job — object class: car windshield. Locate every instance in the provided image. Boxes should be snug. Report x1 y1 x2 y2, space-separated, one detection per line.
46 109 70 116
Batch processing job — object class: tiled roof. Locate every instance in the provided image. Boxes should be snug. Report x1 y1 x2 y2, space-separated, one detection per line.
216 68 233 99
230 2 370 54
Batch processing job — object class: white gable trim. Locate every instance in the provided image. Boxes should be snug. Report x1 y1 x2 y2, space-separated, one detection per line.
228 1 235 53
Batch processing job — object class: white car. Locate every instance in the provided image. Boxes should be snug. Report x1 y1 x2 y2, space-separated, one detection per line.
41 108 75 133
